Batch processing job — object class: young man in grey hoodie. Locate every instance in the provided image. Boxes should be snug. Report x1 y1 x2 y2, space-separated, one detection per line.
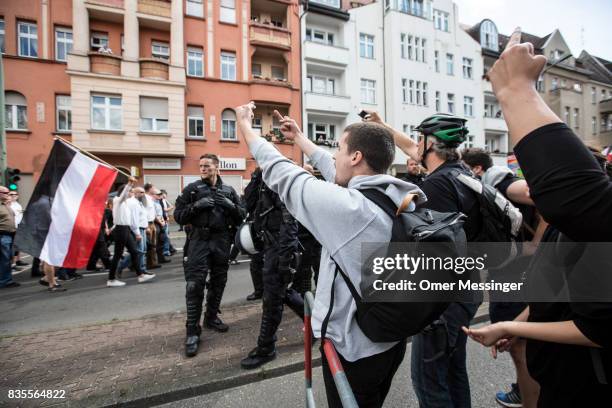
235 102 426 407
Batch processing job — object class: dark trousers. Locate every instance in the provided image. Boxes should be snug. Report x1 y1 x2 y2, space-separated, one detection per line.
293 238 321 295
146 222 159 268
110 225 144 280
249 251 264 294
322 340 406 408
257 244 303 350
156 222 166 261
87 232 112 270
411 302 479 408
184 232 231 336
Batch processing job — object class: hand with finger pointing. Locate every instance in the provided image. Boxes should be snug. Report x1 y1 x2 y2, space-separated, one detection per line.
487 27 548 101
273 110 302 141
235 101 256 128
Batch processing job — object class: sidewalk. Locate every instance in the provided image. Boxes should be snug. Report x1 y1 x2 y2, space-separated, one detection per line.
0 301 489 408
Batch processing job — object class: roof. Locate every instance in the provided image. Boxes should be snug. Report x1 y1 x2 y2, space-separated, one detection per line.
578 51 612 85
466 19 550 55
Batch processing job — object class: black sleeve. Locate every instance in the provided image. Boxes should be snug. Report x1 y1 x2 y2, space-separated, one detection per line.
278 204 299 268
244 171 262 214
572 302 612 348
495 174 521 199
173 185 194 225
514 123 612 242
228 187 246 226
419 176 461 213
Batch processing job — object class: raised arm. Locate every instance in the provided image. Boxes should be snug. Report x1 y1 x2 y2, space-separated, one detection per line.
362 110 419 160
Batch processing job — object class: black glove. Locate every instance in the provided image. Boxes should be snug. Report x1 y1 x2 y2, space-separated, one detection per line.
193 196 215 211
214 193 235 210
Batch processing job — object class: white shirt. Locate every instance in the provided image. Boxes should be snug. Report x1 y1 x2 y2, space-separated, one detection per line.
10 201 23 227
127 197 148 229
113 186 139 236
144 195 156 222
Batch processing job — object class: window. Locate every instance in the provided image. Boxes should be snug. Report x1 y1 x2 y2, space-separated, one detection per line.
602 89 608 100
433 9 449 32
220 0 236 24
462 58 473 79
252 115 262 135
407 35 413 60
423 82 428 106
252 63 262 77
435 91 440 111
592 87 597 104
561 79 566 89
0 19 4 53
412 0 423 17
187 106 204 139
550 49 564 61
187 47 204 77
152 42 169 61
415 37 421 62
408 80 414 103
551 77 558 90
464 96 474 117
536 75 544 92
91 95 122 131
573 108 579 129
416 81 421 105
90 32 108 51
400 34 406 59
186 0 204 18
564 106 570 125
447 93 455 113
221 52 236 80
480 20 499 51
308 75 335 94
308 123 336 142
592 117 597 134
434 50 439 72
221 109 237 140
55 27 73 62
5 92 27 130
421 38 426 62
399 0 409 13
271 66 285 80
360 79 376 104
446 53 454 75
402 79 408 103
56 95 71 132
359 33 374 59
573 82 582 92
140 97 168 132
18 21 38 57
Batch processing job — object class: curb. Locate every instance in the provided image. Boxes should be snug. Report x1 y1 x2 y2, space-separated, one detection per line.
107 309 491 407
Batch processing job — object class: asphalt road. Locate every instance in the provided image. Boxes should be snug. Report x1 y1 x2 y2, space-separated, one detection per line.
0 230 257 336
159 327 515 408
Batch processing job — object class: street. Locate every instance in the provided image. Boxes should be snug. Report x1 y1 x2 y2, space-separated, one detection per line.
0 230 255 336
160 328 514 408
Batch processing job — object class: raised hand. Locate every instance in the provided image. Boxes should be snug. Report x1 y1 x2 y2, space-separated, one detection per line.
487 27 547 100
273 110 302 141
235 101 256 126
362 110 385 125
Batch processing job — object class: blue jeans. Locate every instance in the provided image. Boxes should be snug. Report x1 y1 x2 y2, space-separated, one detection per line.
162 224 170 256
0 234 15 287
118 229 147 273
411 302 479 408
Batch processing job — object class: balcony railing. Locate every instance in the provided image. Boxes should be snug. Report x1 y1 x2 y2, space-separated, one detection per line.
138 0 171 18
140 58 169 80
89 52 122 75
86 0 124 8
250 23 291 49
599 98 612 114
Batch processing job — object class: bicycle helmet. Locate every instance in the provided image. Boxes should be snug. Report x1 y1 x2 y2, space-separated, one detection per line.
416 113 469 147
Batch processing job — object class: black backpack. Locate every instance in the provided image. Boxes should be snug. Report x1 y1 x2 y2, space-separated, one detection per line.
321 188 467 343
451 170 523 268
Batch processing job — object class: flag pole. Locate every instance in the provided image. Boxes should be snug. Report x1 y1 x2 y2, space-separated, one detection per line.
53 136 132 178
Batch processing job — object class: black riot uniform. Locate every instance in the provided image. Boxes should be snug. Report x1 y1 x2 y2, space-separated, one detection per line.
174 175 245 356
292 223 321 295
243 168 264 300
240 181 304 369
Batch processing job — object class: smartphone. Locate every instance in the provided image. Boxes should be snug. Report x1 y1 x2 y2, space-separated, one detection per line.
358 110 368 119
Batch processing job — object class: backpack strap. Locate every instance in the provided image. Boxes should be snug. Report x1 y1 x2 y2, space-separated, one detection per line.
359 188 397 218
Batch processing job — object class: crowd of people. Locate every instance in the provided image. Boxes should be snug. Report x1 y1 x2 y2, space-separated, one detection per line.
1 27 610 408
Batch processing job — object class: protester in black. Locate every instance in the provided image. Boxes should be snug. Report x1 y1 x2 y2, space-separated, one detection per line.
243 168 264 301
399 157 426 187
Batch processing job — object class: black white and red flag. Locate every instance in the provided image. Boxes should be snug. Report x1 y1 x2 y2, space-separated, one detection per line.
15 139 117 268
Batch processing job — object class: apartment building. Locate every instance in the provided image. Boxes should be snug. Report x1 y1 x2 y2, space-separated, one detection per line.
466 21 612 156
1 0 303 203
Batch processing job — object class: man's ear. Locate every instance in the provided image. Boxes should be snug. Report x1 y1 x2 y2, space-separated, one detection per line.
351 150 363 166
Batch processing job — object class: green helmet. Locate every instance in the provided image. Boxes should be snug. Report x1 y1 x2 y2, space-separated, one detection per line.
416 113 468 147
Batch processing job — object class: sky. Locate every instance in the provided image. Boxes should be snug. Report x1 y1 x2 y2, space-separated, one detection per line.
454 0 612 61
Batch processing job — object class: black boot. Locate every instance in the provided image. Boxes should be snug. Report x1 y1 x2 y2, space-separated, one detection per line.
185 335 200 357
240 345 276 369
204 314 229 332
246 291 263 301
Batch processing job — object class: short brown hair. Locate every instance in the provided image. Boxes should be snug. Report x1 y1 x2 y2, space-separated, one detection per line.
344 122 395 174
200 153 219 165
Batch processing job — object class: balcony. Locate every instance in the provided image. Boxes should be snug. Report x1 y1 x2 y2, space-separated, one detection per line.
600 98 612 114
250 23 291 50
305 92 351 115
249 80 293 105
87 0 124 8
303 41 349 66
140 58 169 80
483 116 507 133
89 52 122 75
138 0 171 18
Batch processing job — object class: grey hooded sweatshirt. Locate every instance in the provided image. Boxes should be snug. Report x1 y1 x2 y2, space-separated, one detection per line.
249 137 426 362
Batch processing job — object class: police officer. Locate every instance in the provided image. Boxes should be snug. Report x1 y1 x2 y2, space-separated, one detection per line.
240 180 304 369
243 168 264 301
174 153 245 358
